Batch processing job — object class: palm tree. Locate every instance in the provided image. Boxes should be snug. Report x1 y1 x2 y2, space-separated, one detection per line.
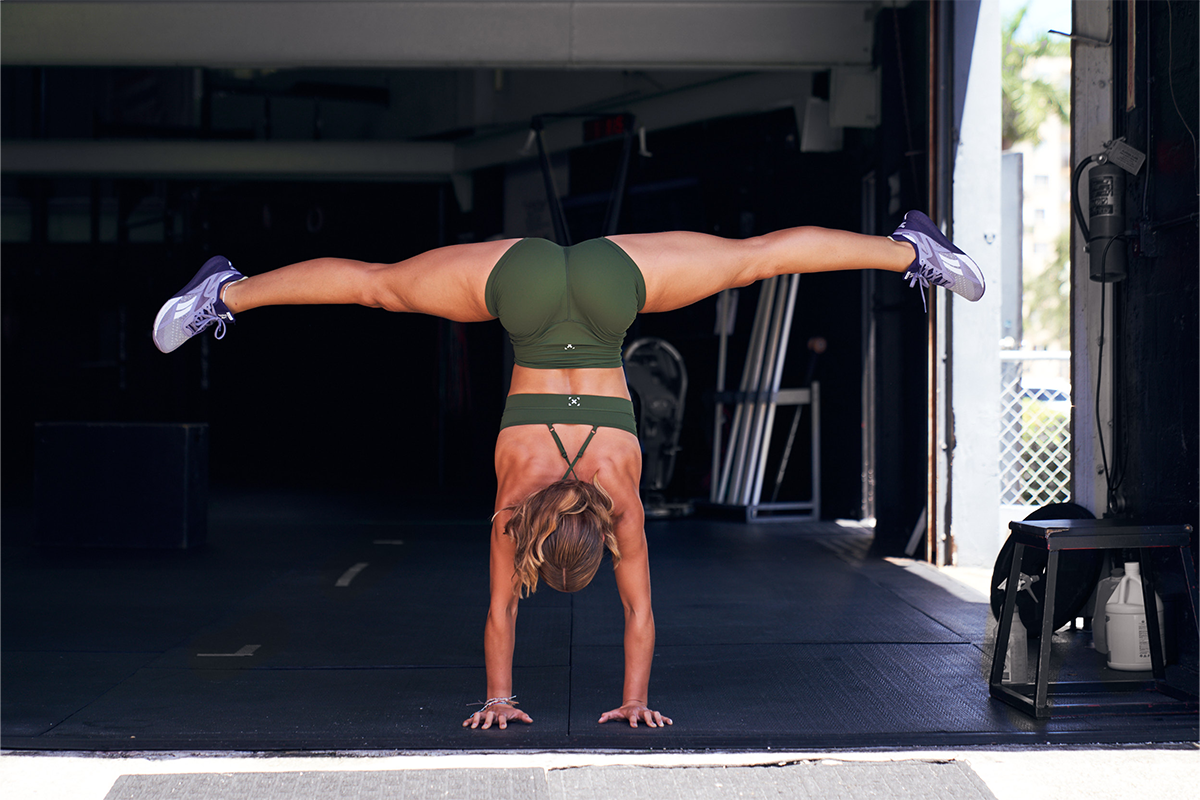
1002 4 1069 150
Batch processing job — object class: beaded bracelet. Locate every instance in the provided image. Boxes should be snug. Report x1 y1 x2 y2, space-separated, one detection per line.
475 695 518 713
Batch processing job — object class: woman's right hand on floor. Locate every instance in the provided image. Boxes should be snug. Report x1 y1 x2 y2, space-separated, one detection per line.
462 704 532 730
598 703 673 728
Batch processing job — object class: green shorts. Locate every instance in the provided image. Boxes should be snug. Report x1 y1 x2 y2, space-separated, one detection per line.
485 238 646 369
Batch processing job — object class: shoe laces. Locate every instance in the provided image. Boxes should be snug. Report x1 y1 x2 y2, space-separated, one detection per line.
903 262 947 313
185 307 230 340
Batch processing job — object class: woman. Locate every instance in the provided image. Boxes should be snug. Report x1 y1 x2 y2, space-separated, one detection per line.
153 211 983 730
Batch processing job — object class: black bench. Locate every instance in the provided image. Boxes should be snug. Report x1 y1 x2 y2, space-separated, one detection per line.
989 518 1198 718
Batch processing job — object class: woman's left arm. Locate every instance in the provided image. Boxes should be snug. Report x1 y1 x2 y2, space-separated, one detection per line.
598 504 673 729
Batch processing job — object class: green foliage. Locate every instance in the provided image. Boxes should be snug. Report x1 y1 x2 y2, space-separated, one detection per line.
1002 4 1070 150
1023 230 1071 350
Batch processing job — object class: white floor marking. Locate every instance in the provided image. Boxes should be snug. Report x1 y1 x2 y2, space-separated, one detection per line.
373 539 405 545
196 644 260 657
335 562 369 587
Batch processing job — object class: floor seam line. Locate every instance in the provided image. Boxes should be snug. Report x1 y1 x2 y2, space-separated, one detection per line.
567 590 575 736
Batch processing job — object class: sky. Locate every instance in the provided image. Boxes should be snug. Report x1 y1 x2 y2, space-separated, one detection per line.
1000 0 1073 40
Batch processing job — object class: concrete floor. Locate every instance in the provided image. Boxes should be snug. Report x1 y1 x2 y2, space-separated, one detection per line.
3 731 1198 798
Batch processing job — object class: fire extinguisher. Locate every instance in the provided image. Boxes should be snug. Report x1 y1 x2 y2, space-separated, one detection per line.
1071 138 1146 282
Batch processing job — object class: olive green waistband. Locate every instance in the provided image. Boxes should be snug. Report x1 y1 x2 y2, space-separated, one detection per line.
500 394 637 436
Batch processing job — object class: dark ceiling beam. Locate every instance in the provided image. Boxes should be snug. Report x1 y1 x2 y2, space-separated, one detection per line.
1 140 457 181
2 72 816 180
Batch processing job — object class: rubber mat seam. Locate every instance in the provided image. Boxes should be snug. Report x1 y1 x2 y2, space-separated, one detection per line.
856 571 976 643
566 592 575 735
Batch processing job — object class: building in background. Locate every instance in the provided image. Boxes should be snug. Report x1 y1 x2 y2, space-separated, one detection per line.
998 51 1072 544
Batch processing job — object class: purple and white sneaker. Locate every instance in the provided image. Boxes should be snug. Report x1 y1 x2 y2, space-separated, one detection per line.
152 256 244 353
890 210 985 304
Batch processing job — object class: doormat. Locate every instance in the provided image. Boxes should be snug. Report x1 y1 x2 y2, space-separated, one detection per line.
105 761 997 800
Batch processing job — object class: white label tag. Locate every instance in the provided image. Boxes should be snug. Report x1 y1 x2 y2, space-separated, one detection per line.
1106 139 1146 175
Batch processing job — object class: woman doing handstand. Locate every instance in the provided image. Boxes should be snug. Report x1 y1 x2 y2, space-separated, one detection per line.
153 211 983 730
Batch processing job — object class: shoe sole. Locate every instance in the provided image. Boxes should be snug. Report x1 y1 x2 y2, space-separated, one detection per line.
152 295 187 353
954 256 985 300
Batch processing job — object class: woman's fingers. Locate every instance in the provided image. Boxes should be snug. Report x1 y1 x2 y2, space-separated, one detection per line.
462 710 498 729
463 707 533 729
598 706 673 728
650 710 672 726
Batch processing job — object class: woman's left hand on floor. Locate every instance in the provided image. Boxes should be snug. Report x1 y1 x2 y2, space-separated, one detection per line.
598 703 673 728
462 703 532 730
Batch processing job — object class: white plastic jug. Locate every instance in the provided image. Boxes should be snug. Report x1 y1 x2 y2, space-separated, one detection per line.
1105 562 1165 671
1092 567 1125 655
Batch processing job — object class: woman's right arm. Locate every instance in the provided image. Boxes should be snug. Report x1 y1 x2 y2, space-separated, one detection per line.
463 517 533 729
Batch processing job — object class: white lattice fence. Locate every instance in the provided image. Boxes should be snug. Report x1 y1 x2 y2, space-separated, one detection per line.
999 352 1072 506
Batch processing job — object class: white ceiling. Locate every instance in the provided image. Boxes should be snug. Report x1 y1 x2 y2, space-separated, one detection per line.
2 1 878 69
2 1 890 179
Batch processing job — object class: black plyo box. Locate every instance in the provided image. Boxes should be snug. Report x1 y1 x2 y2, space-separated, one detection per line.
35 422 208 548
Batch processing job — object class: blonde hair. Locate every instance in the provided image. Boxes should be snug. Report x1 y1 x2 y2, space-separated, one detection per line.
505 478 620 597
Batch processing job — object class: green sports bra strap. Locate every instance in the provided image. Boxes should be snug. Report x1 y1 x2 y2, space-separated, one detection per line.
547 424 600 481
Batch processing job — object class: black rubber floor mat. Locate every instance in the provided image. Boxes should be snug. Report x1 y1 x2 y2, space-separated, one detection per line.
563 643 1016 748
4 494 1197 750
574 537 970 646
0 651 156 737
40 665 569 749
0 553 270 654
144 589 568 670
578 577 968 646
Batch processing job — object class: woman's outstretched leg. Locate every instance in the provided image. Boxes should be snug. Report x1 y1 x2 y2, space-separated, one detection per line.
152 239 518 353
615 211 983 314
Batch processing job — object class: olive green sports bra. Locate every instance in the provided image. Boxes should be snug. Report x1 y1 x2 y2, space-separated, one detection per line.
485 238 646 369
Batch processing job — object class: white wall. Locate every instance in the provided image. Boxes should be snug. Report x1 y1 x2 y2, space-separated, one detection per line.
949 0 1003 568
1070 0 1115 519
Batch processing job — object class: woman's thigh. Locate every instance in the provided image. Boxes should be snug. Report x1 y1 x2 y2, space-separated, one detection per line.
375 237 520 321
606 232 768 314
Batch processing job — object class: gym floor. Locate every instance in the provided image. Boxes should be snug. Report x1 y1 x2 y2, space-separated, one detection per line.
4 488 1195 755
